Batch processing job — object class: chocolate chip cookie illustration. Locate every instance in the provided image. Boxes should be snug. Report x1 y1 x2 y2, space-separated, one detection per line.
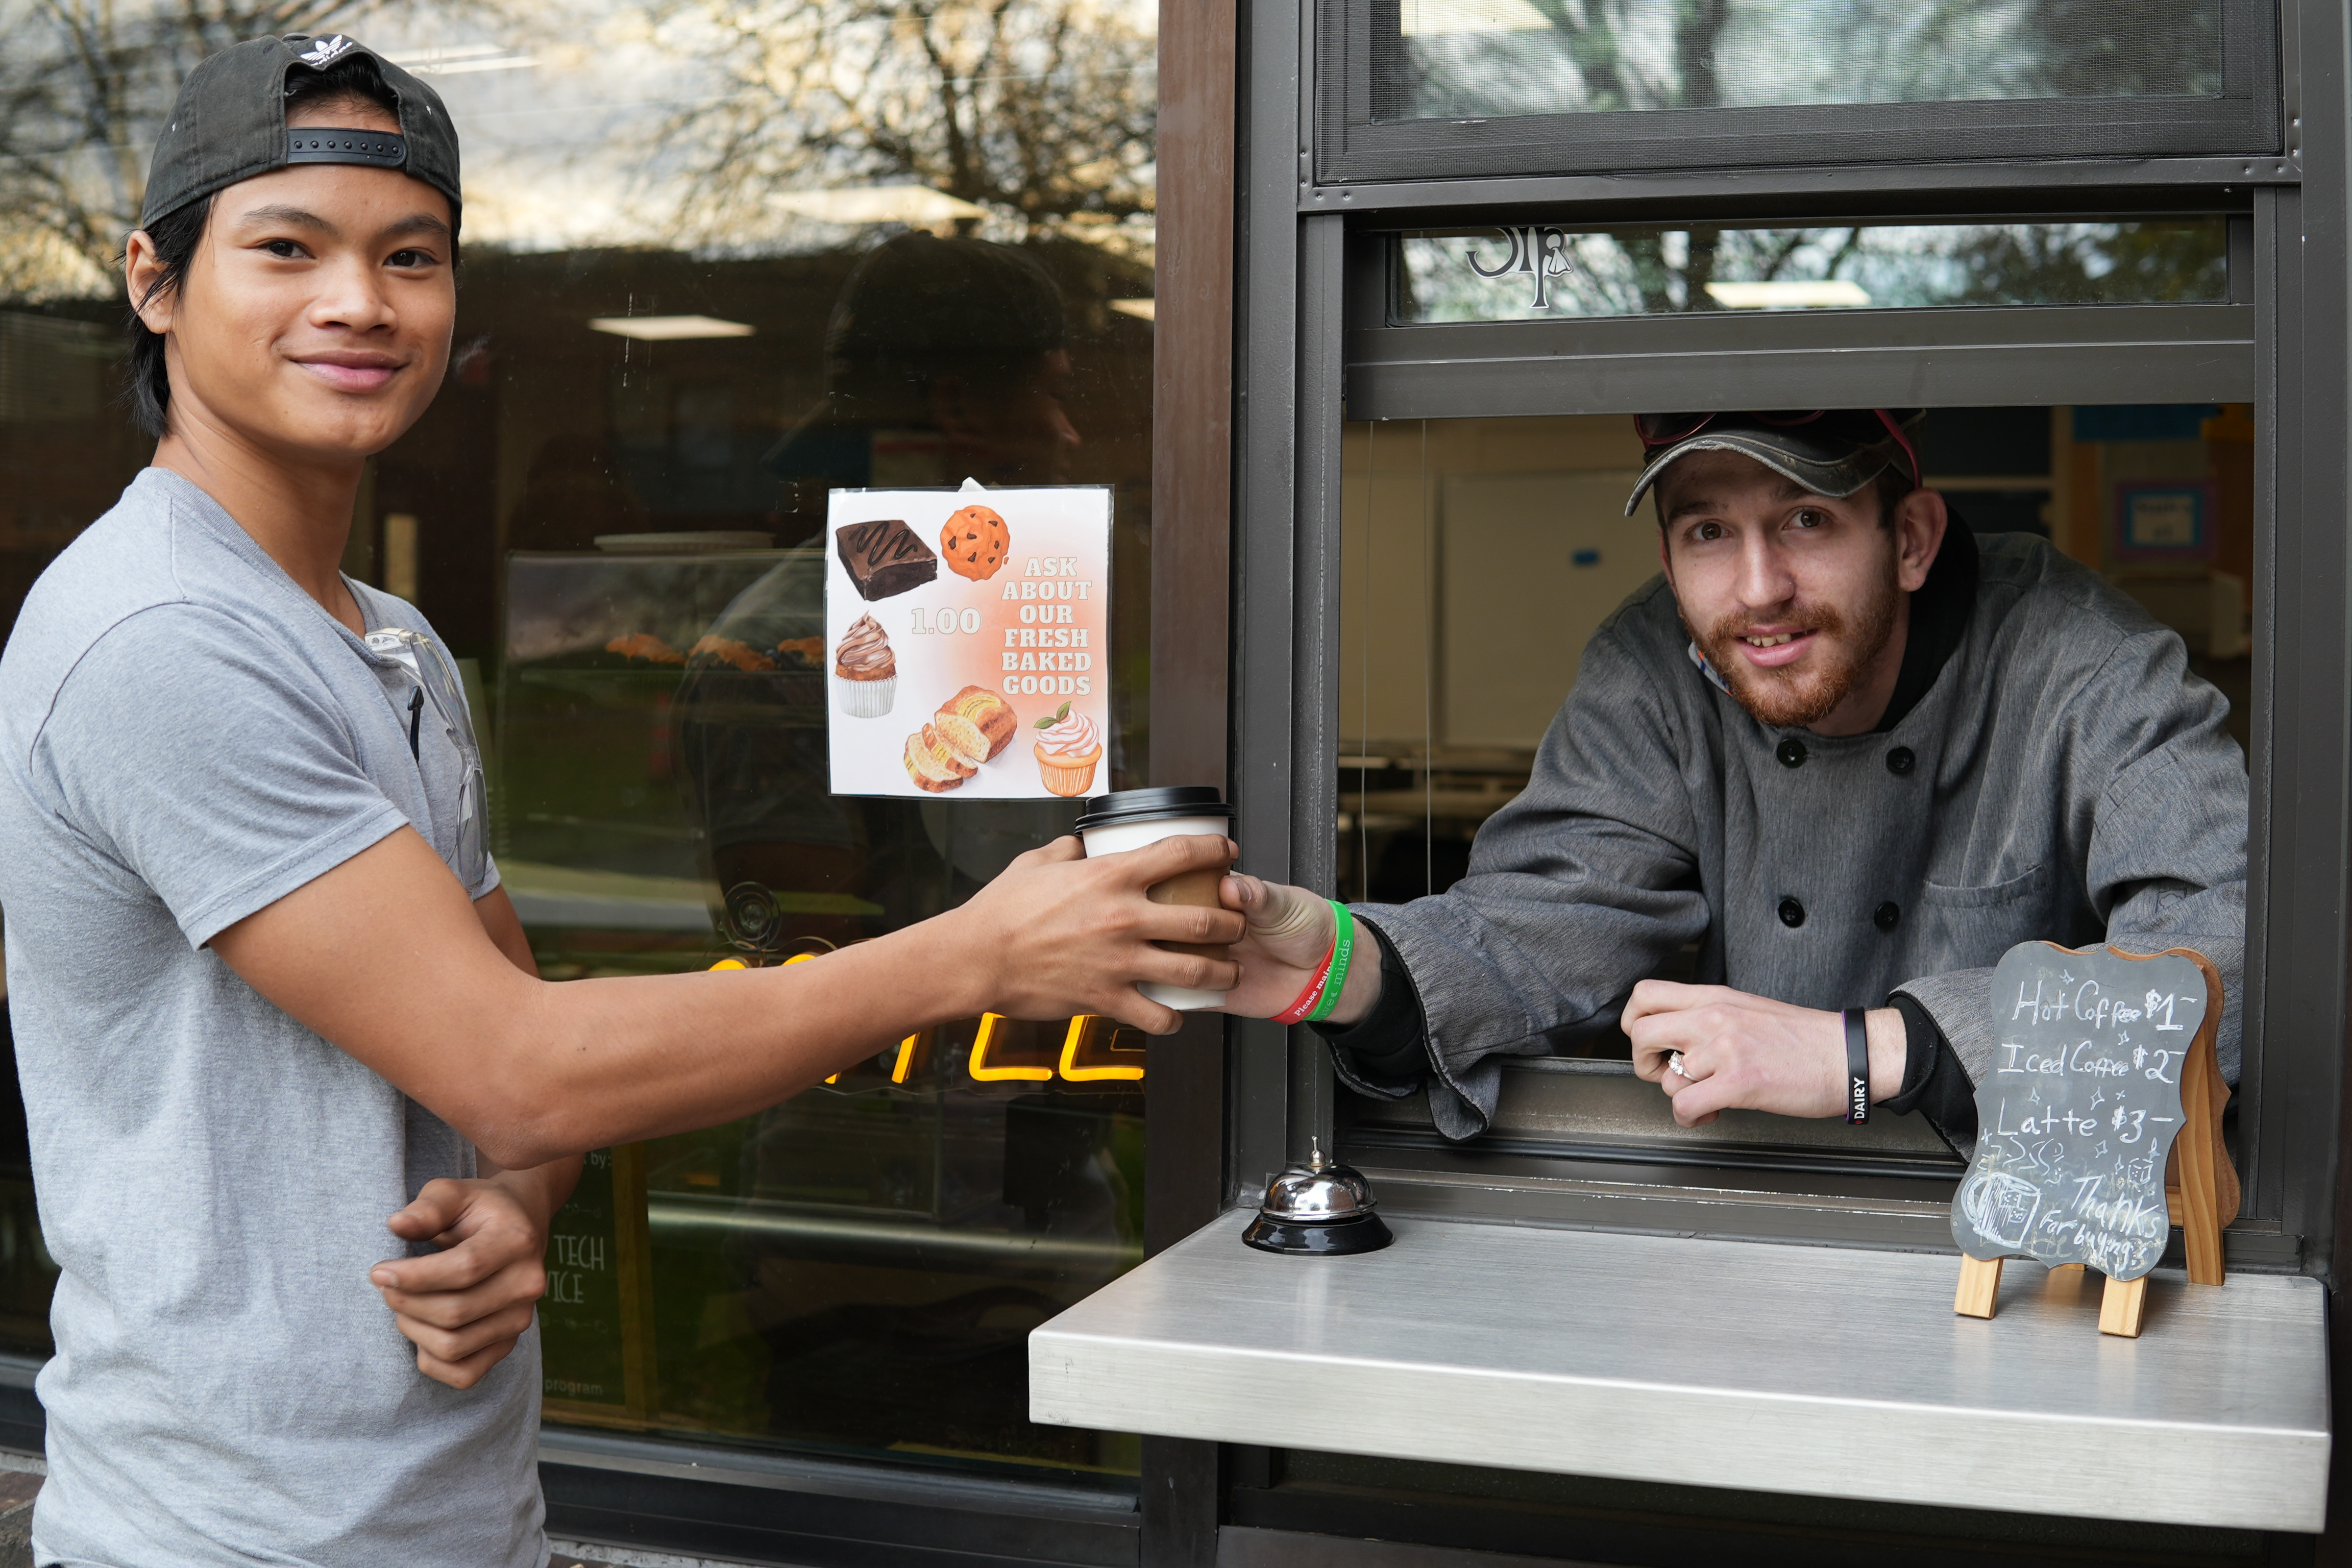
940 505 1010 581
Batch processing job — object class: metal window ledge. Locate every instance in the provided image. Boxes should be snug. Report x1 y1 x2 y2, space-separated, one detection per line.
1030 1210 2328 1533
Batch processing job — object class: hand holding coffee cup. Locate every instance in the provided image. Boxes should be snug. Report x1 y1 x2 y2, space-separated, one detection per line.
1075 788 1238 1010
1212 874 1364 1021
949 829 1241 1033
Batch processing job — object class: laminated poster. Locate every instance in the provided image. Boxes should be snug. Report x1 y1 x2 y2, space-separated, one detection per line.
826 481 1112 799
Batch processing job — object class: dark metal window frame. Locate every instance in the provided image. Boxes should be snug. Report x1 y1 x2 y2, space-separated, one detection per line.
1315 0 2288 186
1234 0 2347 1292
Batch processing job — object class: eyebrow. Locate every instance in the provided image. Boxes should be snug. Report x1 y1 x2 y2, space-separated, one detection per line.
1664 477 1817 522
225 204 452 244
229 203 337 236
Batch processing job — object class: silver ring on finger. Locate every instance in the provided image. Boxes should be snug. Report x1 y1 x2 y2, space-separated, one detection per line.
1669 1051 1690 1080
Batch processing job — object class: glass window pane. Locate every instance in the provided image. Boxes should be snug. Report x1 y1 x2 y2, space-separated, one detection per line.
1381 1 2225 124
0 0 1159 1489
1396 219 2232 324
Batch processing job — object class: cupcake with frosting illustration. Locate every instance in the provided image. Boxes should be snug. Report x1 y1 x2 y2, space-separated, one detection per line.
832 611 896 717
1031 701 1101 797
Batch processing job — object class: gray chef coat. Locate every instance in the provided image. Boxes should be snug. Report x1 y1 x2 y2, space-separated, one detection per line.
1346 532 2247 1141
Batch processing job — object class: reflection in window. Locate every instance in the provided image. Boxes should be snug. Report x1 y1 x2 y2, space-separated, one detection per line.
1396 219 2231 324
0 0 1158 1488
1380 1 2224 123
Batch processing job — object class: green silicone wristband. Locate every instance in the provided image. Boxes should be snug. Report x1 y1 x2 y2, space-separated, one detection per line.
1304 902 1355 1024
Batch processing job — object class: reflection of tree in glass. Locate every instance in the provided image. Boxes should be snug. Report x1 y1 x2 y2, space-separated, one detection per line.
1404 221 2228 322
1392 0 2220 121
1912 221 2229 306
0 1 404 299
644 0 1155 247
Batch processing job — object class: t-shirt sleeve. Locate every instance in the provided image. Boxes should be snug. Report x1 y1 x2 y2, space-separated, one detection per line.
31 604 410 949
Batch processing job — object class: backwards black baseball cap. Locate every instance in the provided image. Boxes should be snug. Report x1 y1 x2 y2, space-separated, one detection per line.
1623 409 1925 518
139 33 460 236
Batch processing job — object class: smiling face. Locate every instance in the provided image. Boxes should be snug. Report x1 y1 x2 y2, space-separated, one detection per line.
126 101 455 465
1655 449 1946 734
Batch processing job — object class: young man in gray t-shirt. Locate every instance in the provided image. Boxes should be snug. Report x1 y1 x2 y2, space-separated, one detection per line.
0 36 1236 1566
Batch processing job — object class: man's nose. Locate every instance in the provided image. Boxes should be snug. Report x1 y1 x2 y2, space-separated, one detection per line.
1734 532 1796 609
307 256 396 332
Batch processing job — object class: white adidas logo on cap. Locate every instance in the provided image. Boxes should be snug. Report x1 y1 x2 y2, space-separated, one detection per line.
296 35 355 67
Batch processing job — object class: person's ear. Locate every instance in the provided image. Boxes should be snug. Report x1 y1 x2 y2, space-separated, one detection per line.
1892 487 1947 593
123 230 178 335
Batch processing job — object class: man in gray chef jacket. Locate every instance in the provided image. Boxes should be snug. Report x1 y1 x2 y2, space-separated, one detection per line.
1218 409 2246 1148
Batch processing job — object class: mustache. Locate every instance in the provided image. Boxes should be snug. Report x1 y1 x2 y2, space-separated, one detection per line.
1692 597 1884 730
1702 601 1852 651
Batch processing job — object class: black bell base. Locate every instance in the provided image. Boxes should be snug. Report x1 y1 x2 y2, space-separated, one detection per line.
1242 1211 1394 1256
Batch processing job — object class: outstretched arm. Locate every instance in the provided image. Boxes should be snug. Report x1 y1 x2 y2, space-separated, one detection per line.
212 828 1241 1170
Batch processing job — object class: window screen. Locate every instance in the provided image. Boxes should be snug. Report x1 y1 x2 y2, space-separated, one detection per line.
1319 0 2280 181
1382 1 2224 122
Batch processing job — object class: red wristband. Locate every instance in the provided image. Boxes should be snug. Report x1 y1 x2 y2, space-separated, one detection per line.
1272 927 1341 1026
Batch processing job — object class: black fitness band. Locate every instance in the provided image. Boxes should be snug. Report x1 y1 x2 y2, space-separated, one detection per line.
1843 1006 1870 1125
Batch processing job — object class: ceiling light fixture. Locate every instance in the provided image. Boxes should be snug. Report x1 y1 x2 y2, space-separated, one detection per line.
1703 280 1873 309
770 186 988 228
588 315 756 341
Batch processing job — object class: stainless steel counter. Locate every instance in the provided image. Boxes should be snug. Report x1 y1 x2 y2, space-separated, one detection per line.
1029 1210 2328 1531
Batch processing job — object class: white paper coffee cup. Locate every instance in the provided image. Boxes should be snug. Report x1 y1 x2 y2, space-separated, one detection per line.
1075 787 1236 1011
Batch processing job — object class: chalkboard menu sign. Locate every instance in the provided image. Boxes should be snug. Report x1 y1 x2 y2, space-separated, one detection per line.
1952 943 2222 1282
540 1143 657 1427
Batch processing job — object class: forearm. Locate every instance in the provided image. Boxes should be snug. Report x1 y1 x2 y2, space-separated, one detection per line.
221 827 1243 1169
462 917 996 1166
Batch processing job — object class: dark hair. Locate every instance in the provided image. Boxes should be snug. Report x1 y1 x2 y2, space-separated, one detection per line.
120 56 405 438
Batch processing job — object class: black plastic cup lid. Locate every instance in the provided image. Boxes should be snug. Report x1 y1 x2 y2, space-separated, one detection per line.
1074 785 1234 832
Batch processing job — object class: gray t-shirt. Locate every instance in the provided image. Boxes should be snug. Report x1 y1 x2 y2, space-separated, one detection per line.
0 469 543 1566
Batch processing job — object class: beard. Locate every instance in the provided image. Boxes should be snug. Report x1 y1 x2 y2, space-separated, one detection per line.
1690 575 1900 730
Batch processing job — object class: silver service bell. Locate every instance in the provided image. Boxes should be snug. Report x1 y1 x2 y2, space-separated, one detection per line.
1242 1138 1394 1256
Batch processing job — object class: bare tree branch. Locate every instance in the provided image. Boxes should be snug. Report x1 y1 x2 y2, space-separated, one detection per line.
642 0 1155 249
